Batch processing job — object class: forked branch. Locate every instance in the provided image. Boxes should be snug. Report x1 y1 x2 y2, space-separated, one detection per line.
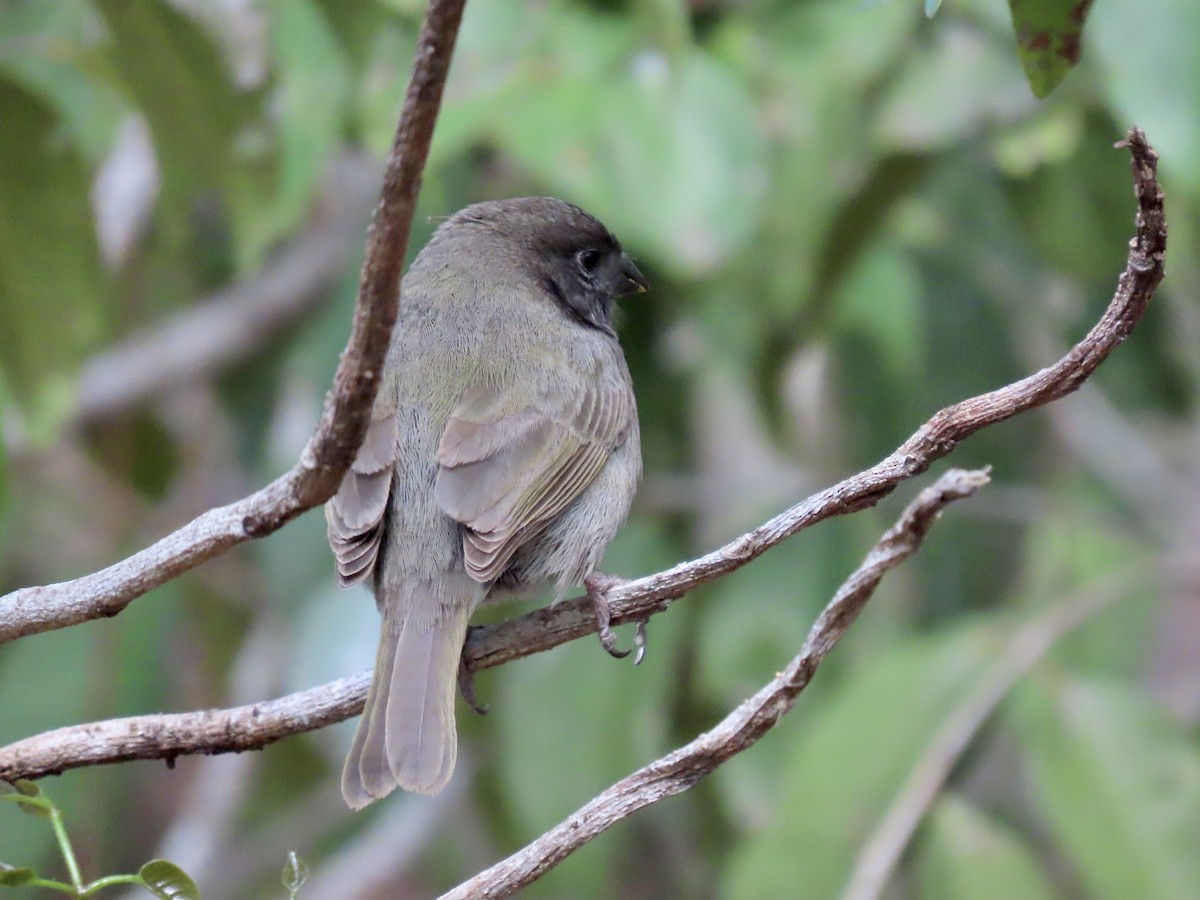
0 129 1166 783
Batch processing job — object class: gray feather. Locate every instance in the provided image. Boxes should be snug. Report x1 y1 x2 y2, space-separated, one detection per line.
327 415 396 587
342 581 478 805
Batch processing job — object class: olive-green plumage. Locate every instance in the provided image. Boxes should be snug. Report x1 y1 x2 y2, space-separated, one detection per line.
326 197 645 808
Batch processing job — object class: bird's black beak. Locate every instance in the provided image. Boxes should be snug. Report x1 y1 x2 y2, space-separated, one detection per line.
618 253 649 296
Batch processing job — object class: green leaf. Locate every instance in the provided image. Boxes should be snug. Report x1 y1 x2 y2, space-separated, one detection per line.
280 852 308 898
876 22 1033 151
92 0 274 266
0 77 107 440
0 781 51 818
1013 677 1200 900
138 860 201 900
13 781 42 798
1088 0 1200 195
266 0 351 233
917 795 1057 900
441 0 767 277
93 0 242 196
724 624 998 899
490 48 766 276
0 865 38 887
0 0 125 161
925 0 943 17
833 245 924 380
1006 0 1094 98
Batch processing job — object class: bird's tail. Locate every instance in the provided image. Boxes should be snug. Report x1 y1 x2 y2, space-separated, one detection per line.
342 581 476 808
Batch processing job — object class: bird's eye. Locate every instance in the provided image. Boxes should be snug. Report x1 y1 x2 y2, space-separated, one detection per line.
576 249 602 274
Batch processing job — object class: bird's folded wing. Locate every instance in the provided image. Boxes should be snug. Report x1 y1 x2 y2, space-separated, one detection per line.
326 413 397 587
434 378 630 583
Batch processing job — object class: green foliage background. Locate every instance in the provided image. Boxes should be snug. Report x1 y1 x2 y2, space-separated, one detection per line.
3 0 1200 896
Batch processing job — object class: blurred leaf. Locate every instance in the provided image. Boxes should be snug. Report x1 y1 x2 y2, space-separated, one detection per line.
267 0 351 232
13 781 41 799
357 22 417 157
1013 676 1200 900
1088 0 1200 195
92 0 275 265
311 0 397 72
917 794 1057 900
724 624 998 898
0 77 107 440
0 865 37 887
832 244 924 380
280 852 308 898
925 0 943 16
0 786 51 819
1006 113 1135 284
433 0 767 275
138 860 201 900
93 0 241 193
494 49 766 276
0 0 125 161
876 23 1032 151
0 780 51 820
1018 492 1152 679
1006 0 1092 98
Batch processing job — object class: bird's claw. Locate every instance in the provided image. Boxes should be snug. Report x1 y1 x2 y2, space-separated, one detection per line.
458 655 489 716
633 619 648 666
585 573 648 663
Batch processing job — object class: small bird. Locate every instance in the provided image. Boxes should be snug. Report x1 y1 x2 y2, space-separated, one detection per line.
326 197 646 808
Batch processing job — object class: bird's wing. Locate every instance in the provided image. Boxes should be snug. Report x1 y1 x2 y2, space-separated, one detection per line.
326 412 397 587
434 376 632 583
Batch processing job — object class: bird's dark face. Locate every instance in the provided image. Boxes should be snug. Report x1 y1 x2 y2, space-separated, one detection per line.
448 197 648 337
540 234 648 337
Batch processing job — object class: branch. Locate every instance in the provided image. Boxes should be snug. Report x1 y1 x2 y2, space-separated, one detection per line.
463 126 1165 666
0 128 1167 781
440 468 990 899
0 0 467 646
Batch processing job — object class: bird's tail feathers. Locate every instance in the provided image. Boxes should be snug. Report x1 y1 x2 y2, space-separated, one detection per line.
342 581 476 808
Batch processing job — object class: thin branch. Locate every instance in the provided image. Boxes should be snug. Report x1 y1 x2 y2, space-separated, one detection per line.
440 468 990 899
0 129 1167 781
0 0 467 646
839 571 1145 900
0 672 371 781
73 153 381 425
461 128 1165 672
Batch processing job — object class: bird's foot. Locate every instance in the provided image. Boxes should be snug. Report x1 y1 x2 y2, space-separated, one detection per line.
458 651 489 716
584 572 648 664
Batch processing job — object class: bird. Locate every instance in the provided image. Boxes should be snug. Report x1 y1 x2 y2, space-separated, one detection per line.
326 196 647 808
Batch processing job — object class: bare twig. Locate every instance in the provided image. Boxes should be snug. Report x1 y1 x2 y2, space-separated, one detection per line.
441 468 990 899
0 0 467 646
461 128 1165 672
0 129 1167 782
839 572 1144 900
73 153 380 425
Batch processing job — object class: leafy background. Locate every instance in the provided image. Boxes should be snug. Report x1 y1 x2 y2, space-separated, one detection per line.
3 0 1200 897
